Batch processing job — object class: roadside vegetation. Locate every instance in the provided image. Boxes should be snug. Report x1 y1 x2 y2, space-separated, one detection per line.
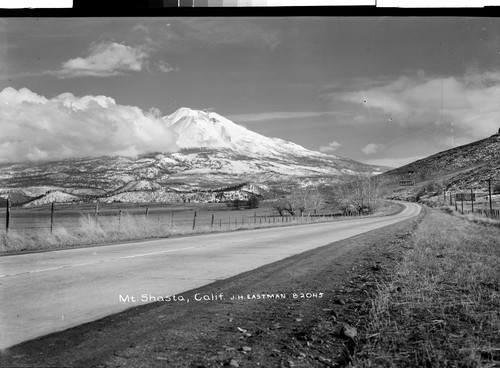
353 207 500 367
272 173 385 217
0 200 401 254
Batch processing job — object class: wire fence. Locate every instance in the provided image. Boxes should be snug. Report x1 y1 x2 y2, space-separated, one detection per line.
1 200 364 235
442 184 500 219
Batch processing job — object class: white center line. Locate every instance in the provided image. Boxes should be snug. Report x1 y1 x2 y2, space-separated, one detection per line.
120 246 198 259
0 246 199 278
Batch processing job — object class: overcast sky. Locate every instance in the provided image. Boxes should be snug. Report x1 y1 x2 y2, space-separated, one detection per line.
1 17 500 167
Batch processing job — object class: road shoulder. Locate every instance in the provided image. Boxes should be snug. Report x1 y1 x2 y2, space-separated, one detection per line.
1 206 424 368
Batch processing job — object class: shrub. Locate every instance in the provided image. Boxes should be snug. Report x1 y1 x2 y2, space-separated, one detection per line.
247 195 260 209
494 182 500 194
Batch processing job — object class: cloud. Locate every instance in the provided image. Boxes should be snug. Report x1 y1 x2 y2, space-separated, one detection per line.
330 71 500 140
361 143 384 155
53 42 148 78
0 87 178 163
362 156 424 169
319 141 342 153
228 111 342 123
156 61 178 73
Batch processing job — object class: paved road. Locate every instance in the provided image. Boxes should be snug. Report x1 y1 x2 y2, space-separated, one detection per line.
0 202 420 349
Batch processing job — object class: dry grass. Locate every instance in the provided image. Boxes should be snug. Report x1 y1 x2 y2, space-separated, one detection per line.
353 209 500 367
0 210 373 253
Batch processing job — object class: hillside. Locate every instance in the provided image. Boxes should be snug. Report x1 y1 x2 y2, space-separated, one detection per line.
383 133 500 191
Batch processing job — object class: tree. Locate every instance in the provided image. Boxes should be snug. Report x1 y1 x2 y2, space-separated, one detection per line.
247 195 260 209
493 182 500 194
273 198 288 216
273 186 325 216
328 173 382 215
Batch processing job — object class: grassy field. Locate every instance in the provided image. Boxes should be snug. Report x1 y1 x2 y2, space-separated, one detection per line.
0 201 399 254
353 207 500 367
0 201 280 231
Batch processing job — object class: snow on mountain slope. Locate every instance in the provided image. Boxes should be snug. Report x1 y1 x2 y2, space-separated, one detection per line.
163 108 337 159
0 107 386 205
112 180 162 194
24 191 79 207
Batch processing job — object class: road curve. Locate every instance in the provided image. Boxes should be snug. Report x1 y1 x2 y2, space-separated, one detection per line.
0 202 420 349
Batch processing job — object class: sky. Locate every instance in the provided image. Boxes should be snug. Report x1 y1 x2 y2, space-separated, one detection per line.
1 16 500 167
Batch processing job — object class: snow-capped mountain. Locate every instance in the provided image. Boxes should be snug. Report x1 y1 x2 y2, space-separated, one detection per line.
163 107 336 159
0 107 386 205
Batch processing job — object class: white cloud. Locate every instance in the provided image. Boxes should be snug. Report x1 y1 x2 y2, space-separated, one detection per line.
228 111 342 123
156 61 178 73
332 71 500 140
0 87 178 163
319 141 342 153
361 143 384 155
363 156 424 169
55 42 148 78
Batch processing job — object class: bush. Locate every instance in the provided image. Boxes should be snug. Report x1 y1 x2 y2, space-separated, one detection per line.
247 195 260 209
226 196 261 209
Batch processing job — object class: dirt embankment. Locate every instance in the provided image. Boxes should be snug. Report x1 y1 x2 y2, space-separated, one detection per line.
0 207 423 368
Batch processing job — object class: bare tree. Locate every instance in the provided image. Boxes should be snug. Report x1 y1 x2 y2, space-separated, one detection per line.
273 186 326 216
328 173 383 215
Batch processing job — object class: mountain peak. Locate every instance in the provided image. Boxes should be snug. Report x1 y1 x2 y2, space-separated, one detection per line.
163 107 333 159
168 107 207 120
163 107 235 149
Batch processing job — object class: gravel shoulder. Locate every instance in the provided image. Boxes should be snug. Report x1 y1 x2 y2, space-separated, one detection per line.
0 205 424 368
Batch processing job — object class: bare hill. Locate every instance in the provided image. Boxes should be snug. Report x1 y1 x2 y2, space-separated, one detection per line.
383 134 500 191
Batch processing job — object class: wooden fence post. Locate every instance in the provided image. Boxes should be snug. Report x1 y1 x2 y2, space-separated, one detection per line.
229 214 231 229
488 179 493 217
171 212 174 227
211 213 214 228
192 210 197 230
254 212 256 224
95 202 99 224
219 218 222 228
145 207 149 219
6 198 10 233
119 210 122 228
471 187 474 213
50 202 55 234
